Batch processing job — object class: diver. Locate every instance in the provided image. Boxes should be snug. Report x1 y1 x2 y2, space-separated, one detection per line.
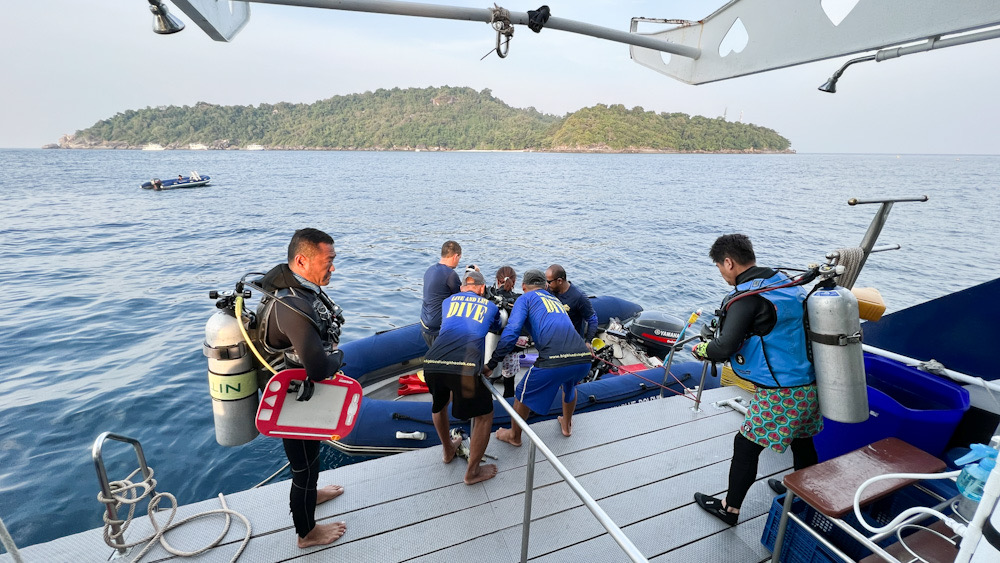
691 234 822 526
255 228 348 548
485 265 522 398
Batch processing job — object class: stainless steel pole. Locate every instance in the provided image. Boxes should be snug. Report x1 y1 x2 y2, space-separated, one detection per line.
249 0 702 58
520 442 536 563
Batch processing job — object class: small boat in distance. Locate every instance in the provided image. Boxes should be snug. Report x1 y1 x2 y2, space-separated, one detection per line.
244 144 264 151
141 172 211 190
141 143 165 151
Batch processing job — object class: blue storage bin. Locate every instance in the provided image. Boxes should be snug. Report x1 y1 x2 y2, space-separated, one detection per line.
814 353 970 462
761 486 944 562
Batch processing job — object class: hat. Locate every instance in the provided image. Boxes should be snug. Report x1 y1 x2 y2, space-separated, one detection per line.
462 270 486 286
522 269 546 286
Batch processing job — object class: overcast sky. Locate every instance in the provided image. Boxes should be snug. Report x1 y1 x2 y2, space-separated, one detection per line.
3 1 998 153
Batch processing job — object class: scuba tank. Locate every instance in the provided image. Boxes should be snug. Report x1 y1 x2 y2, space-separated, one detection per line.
203 289 260 447
805 267 869 424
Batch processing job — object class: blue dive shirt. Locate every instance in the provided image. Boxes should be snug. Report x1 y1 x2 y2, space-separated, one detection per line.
424 292 501 376
488 289 590 369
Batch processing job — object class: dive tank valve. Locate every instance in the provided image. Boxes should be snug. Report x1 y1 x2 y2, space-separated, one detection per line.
204 290 260 447
805 274 869 424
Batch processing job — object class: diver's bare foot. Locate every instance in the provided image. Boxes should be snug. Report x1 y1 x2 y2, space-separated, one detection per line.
443 435 463 463
558 415 572 437
297 521 346 548
495 427 521 447
316 484 344 504
464 463 498 485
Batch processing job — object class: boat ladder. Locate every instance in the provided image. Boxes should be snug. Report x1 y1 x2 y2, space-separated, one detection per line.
92 432 156 556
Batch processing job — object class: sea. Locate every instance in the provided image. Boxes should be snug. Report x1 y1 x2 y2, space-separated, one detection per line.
1 149 998 550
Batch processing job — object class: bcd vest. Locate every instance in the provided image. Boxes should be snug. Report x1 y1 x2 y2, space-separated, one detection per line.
720 271 815 388
254 287 343 371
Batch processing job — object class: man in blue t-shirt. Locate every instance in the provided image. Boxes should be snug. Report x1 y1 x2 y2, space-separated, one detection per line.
424 270 502 485
484 269 591 446
545 264 598 349
420 240 462 348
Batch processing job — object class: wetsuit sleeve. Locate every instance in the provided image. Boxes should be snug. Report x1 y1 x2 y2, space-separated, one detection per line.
274 301 344 381
704 295 775 361
487 296 529 369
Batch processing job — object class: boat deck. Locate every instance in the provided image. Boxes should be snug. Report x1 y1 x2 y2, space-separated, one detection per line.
8 386 793 563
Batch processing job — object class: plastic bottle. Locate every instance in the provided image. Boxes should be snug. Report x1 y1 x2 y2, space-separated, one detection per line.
955 443 998 520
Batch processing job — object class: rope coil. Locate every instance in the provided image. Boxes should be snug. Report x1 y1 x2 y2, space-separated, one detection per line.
832 247 865 289
98 466 251 562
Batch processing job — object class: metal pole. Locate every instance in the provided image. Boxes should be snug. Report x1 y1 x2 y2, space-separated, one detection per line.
482 375 647 562
691 361 710 412
770 490 796 563
661 334 702 398
0 514 23 563
248 0 702 58
520 442 536 563
847 195 927 277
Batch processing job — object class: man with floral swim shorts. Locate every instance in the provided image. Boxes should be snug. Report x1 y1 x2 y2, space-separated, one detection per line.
691 234 823 526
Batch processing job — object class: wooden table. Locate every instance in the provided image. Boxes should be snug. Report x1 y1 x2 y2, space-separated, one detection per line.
770 437 947 563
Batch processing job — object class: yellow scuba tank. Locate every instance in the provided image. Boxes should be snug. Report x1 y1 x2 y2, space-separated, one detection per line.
805 272 869 424
203 290 260 446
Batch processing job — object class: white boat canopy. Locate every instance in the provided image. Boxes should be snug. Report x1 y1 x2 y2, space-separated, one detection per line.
167 0 1000 84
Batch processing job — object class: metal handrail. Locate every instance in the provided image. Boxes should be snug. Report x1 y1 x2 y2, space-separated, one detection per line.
92 432 155 555
480 374 648 563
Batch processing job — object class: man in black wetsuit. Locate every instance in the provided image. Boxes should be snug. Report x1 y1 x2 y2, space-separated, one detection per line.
256 228 348 548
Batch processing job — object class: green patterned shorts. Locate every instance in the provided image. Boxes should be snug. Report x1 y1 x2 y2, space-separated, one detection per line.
740 384 823 453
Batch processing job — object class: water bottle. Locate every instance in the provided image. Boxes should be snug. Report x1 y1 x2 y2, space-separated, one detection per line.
955 443 998 519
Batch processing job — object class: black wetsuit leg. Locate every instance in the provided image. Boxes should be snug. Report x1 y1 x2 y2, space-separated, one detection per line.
726 433 766 510
790 436 818 470
283 438 321 537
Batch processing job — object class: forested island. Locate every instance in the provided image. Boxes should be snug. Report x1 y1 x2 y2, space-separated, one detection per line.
52 86 792 153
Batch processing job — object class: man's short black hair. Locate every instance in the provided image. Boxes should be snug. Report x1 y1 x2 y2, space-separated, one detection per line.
709 234 756 266
288 228 334 263
441 240 462 257
547 264 566 281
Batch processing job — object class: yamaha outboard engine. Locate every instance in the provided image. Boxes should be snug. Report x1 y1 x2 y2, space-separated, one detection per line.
204 289 260 446
624 311 686 360
806 267 869 424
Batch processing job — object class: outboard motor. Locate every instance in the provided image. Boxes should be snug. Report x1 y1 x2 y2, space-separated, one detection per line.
203 290 259 446
806 271 869 423
624 311 686 360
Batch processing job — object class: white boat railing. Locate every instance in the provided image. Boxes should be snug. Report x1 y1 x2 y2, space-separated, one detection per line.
862 344 1000 395
479 374 647 563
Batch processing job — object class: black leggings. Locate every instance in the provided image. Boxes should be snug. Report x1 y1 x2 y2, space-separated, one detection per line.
725 433 818 509
283 438 321 538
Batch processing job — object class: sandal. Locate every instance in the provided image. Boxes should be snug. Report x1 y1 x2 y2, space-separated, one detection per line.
768 478 787 495
694 492 738 526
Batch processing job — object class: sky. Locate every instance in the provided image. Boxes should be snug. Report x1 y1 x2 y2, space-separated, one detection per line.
3 1 999 153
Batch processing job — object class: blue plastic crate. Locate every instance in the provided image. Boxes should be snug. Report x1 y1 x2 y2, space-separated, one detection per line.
761 485 943 562
814 354 970 462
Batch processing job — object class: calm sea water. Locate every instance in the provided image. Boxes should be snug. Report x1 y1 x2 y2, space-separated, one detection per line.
1 149 998 549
